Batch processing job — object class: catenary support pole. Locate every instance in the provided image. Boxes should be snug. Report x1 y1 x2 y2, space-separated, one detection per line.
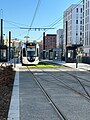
1 19 3 45
9 31 11 61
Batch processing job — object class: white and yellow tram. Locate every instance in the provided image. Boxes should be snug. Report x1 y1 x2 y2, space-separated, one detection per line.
20 42 39 65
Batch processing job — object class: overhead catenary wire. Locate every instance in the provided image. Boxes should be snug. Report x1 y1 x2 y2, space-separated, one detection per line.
4 19 29 27
4 0 82 30
22 0 83 41
3 0 41 38
36 0 83 40
27 0 41 35
47 0 83 28
3 0 83 40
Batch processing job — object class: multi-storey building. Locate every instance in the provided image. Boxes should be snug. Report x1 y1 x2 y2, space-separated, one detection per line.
42 33 57 59
56 29 63 48
63 4 83 62
38 41 43 58
83 0 90 55
63 4 83 48
45 34 56 50
56 29 64 59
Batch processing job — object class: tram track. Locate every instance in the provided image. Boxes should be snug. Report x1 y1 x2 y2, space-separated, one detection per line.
44 61 90 99
45 61 90 83
29 67 90 102
40 71 90 102
27 66 69 120
19 64 90 120
61 71 90 98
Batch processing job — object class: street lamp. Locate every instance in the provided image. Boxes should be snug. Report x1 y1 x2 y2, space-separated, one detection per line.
76 48 78 68
60 35 63 61
24 36 30 42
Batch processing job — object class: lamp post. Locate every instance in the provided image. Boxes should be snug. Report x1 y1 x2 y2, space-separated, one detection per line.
24 36 30 42
60 35 63 61
76 48 78 68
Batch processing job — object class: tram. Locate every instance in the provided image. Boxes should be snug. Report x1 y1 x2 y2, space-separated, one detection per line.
20 42 39 65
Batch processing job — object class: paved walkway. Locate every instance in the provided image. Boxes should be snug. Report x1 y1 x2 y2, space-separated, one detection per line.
45 60 90 71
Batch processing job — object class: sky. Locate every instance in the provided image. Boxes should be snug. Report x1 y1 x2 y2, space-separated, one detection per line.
0 0 81 41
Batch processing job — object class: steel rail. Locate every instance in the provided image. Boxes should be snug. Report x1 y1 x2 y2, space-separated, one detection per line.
33 68 90 102
27 67 68 120
44 61 90 99
65 72 90 98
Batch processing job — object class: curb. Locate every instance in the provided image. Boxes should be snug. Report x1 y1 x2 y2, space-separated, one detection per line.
8 68 19 120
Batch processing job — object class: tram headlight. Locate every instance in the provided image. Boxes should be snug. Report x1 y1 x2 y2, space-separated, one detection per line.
35 57 39 61
33 57 36 59
27 57 30 60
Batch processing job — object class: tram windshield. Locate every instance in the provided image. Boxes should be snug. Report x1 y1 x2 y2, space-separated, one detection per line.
27 51 36 57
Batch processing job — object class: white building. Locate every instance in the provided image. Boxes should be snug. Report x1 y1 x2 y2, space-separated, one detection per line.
83 0 90 55
56 29 63 48
63 4 83 48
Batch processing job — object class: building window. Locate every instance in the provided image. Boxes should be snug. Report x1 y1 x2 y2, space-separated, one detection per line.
80 21 82 24
83 5 84 10
81 8 82 13
80 37 82 42
76 25 78 30
89 32 90 45
80 16 82 19
82 33 84 38
76 33 78 36
89 49 90 55
80 26 82 30
86 10 87 16
76 20 78 24
88 9 89 15
83 19 84 24
86 2 87 9
85 17 87 23
80 32 82 36
83 12 84 17
85 25 87 31
87 31 88 45
76 14 78 19
83 26 84 31
88 1 89 8
76 8 78 13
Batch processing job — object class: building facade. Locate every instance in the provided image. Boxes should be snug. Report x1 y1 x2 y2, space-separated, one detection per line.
63 4 83 62
63 4 83 48
83 0 90 55
45 34 56 50
56 29 63 48
42 34 57 60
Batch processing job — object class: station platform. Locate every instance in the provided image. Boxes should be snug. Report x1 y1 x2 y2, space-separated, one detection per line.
7 60 90 120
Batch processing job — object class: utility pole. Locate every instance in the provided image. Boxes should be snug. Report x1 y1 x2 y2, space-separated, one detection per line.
43 32 45 59
9 31 11 61
76 48 78 68
0 19 3 45
65 21 68 62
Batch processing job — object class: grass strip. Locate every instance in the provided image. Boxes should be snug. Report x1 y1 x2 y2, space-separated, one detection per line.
28 62 60 68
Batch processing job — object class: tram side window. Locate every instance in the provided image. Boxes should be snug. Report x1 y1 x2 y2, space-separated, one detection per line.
23 48 26 57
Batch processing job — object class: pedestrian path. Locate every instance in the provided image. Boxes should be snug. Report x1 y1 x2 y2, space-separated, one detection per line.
45 60 90 71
